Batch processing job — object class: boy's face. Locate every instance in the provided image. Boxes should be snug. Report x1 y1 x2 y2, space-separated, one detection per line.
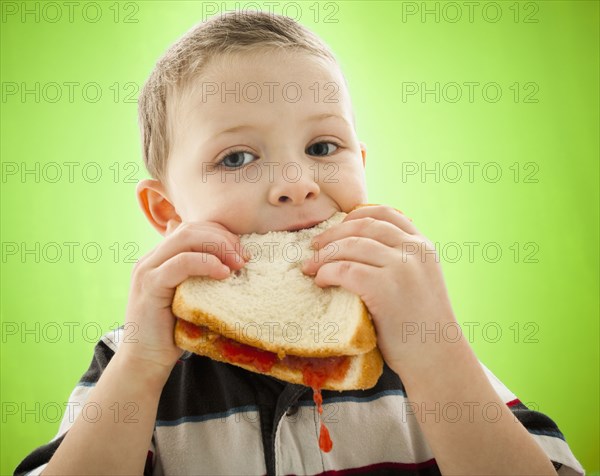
155 49 367 236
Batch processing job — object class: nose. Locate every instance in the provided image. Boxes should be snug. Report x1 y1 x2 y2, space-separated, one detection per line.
268 161 320 205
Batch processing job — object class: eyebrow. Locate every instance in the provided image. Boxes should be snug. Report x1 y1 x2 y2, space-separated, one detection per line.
210 113 350 139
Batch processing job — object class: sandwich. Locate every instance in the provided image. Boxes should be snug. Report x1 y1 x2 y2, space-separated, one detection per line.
171 208 384 451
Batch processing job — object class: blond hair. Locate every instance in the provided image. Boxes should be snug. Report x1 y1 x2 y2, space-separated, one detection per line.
137 10 346 183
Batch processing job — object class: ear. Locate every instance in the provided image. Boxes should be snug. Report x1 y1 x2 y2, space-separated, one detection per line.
359 141 367 168
136 179 182 236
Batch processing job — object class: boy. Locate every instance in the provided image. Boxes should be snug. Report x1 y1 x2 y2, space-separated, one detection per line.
15 11 584 476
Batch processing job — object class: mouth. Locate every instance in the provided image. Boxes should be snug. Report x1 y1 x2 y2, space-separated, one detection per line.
285 220 324 232
283 210 340 232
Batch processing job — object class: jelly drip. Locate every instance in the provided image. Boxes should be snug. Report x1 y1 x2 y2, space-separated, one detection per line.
312 387 333 452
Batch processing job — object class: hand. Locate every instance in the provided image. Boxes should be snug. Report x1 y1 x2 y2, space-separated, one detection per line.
301 204 458 376
117 221 248 379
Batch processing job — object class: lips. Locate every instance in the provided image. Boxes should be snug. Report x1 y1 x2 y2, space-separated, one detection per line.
274 211 338 233
285 220 324 232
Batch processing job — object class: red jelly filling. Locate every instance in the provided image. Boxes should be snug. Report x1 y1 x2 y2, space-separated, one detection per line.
178 319 205 339
218 339 279 373
284 355 351 390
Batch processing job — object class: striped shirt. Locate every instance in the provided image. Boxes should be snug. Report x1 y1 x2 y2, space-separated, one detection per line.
15 327 585 476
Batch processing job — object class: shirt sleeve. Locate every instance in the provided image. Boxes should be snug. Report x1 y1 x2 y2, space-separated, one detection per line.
13 328 157 476
478 360 586 475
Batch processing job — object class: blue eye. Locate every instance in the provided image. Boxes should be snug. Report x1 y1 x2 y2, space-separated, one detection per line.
306 141 339 156
215 141 340 170
217 150 258 169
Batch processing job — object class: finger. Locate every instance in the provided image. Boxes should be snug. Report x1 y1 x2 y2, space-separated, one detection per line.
143 221 242 264
145 252 232 300
138 220 239 268
143 223 246 272
311 217 405 251
348 204 420 235
302 237 392 275
312 260 378 297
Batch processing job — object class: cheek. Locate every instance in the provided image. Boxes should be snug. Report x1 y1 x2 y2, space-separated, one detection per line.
204 197 262 234
326 164 368 205
218 213 259 235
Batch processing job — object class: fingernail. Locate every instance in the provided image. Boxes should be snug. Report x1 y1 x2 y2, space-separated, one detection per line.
302 264 316 276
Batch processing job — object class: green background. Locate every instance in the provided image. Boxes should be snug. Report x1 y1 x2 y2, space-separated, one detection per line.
1 1 598 474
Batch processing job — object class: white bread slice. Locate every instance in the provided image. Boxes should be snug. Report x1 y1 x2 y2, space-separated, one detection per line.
172 211 378 358
174 318 384 391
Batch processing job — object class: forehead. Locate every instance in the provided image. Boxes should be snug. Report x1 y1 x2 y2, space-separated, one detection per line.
201 48 340 85
173 49 352 123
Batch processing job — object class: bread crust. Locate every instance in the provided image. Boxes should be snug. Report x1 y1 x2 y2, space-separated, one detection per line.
174 318 384 391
